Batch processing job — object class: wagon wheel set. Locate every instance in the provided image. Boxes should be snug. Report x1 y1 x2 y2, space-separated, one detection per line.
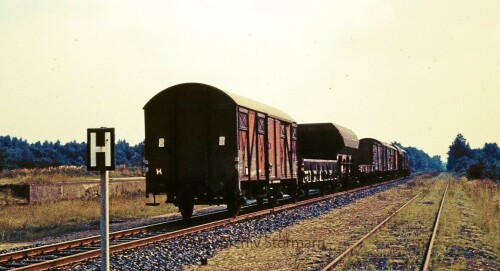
175 189 243 220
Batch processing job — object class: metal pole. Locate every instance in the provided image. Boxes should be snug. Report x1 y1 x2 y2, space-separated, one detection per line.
100 170 110 271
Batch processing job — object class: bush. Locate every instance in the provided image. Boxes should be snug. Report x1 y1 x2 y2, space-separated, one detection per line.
466 160 484 179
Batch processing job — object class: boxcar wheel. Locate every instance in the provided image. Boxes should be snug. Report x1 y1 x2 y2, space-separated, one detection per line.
269 197 278 207
289 189 298 203
227 199 241 217
178 194 194 221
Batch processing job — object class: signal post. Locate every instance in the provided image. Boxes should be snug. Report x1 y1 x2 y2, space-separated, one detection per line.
87 128 115 271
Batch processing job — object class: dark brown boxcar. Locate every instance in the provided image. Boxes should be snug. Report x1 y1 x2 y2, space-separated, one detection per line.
359 138 400 181
144 83 296 219
382 142 398 176
358 138 383 180
392 144 411 177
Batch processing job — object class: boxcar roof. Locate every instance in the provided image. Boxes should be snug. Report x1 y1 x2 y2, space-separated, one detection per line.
225 91 295 122
144 82 295 122
334 123 359 149
360 138 398 151
382 142 398 150
360 138 382 144
392 144 407 154
299 122 359 150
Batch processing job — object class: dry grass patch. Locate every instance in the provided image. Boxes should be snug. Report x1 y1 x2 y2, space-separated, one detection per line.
335 177 448 270
0 194 177 242
0 165 142 185
431 177 499 270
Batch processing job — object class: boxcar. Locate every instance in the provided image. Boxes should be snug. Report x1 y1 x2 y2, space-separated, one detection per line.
297 122 359 192
358 138 383 180
143 83 297 219
393 145 411 177
358 138 401 181
382 142 398 176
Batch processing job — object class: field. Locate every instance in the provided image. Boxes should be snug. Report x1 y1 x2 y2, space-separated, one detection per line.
0 194 178 248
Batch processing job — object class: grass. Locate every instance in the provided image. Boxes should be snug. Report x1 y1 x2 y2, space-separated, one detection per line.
315 174 498 271
0 194 177 243
0 191 28 206
430 176 499 270
334 177 448 270
463 179 499 245
0 165 143 185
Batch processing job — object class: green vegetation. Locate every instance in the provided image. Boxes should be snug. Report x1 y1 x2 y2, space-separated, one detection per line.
0 136 143 170
393 142 444 172
0 194 176 242
447 134 500 180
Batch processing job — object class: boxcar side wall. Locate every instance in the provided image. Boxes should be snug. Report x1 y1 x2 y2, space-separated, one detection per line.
236 107 297 183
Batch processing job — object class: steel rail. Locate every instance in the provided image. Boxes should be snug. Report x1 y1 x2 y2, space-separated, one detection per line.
421 181 449 271
0 219 176 263
1 177 407 271
0 210 229 268
321 191 423 271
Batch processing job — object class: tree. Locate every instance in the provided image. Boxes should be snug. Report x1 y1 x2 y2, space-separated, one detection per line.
430 155 444 172
0 148 5 171
478 143 500 180
392 142 443 172
445 134 500 180
482 143 500 160
0 135 144 169
447 133 472 172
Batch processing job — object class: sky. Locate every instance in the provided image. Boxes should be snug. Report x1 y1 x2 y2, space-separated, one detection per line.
1 0 499 160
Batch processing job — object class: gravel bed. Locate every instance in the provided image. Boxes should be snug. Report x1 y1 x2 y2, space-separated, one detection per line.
0 205 226 255
58 178 411 271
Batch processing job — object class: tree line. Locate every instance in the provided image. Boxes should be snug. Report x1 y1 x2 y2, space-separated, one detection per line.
3 134 497 180
1 135 445 174
392 142 444 173
0 136 143 170
447 134 499 180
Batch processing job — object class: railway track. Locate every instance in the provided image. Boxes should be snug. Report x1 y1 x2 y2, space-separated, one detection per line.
0 209 229 271
321 180 449 271
0 177 408 271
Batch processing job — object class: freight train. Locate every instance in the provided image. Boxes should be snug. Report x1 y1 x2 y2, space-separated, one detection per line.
144 83 410 220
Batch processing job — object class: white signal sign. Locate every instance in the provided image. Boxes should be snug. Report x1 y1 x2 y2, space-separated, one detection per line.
87 128 115 171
